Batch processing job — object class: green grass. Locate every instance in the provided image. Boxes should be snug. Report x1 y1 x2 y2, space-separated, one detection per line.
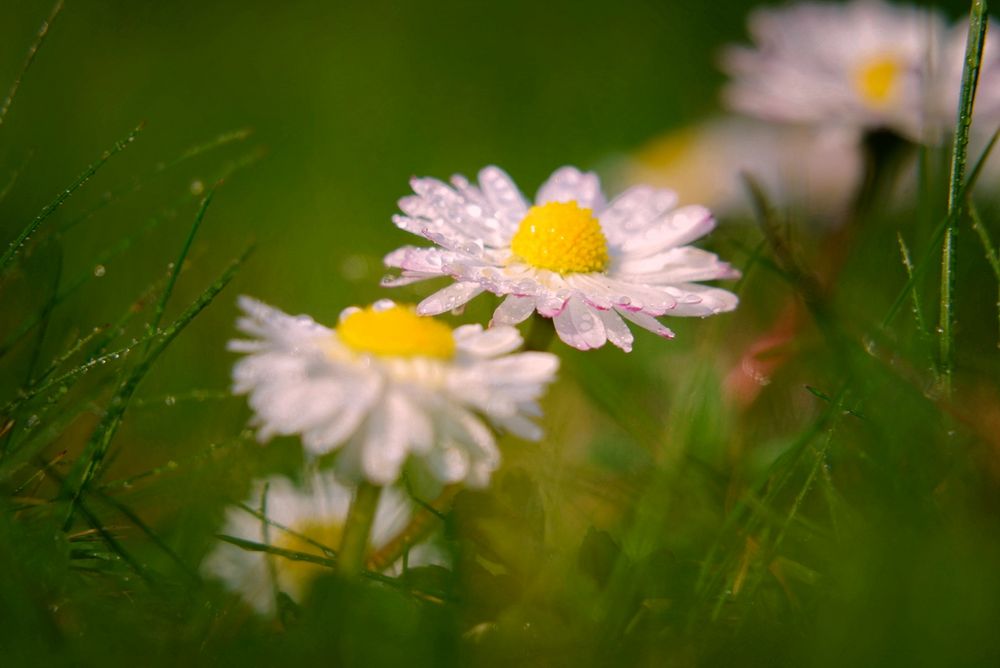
2 0 1000 666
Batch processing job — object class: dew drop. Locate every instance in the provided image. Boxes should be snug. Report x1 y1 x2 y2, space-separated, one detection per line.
164 395 176 406
190 180 205 196
93 264 106 277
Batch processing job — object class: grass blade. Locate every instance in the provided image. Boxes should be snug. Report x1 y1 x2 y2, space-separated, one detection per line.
0 123 144 273
896 232 933 356
882 126 998 329
56 127 251 237
939 0 988 393
0 1 64 128
145 188 216 351
61 244 254 530
968 201 1000 347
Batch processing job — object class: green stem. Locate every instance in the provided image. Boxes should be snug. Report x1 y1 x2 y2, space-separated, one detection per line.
337 481 382 577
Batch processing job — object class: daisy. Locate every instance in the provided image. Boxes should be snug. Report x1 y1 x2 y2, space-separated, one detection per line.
229 296 558 490
383 166 739 352
201 471 449 614
721 0 953 141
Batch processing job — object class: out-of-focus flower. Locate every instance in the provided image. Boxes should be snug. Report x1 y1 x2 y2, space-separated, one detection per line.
229 297 558 489
618 117 863 221
201 471 448 614
722 0 1000 142
383 166 739 352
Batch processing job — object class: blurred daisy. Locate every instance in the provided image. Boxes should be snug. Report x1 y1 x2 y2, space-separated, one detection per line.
619 116 863 221
229 297 558 489
383 166 739 352
722 0 955 141
202 471 448 615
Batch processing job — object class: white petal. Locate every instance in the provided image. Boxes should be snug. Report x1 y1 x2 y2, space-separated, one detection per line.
454 324 524 358
618 205 716 257
599 185 679 246
616 308 676 340
658 284 740 317
370 486 413 548
428 442 470 485
361 392 411 485
552 297 608 350
417 282 485 315
596 309 634 352
535 292 570 317
491 294 537 325
536 166 606 210
300 375 381 454
492 412 543 441
478 165 529 226
383 246 453 275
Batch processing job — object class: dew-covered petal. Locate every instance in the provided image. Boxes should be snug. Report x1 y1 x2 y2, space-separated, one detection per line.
536 166 606 210
599 185 679 246
657 284 740 316
616 308 676 340
478 165 529 226
417 282 485 315
596 309 634 352
491 294 537 326
553 297 608 350
618 205 716 257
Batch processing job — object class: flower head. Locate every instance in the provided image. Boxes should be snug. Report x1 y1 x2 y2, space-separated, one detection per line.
383 166 739 352
229 297 558 489
721 0 993 141
201 471 448 614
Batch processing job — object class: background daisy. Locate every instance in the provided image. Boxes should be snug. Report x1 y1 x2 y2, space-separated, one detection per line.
201 471 448 615
721 0 954 141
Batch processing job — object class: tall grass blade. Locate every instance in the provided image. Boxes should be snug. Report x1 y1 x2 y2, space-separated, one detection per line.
56 128 251 236
882 126 998 328
61 245 254 530
939 0 988 393
0 123 144 273
0 1 64 128
145 188 216 351
968 201 1000 347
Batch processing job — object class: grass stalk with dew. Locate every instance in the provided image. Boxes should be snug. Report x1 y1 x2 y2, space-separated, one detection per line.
939 0 989 394
0 123 144 274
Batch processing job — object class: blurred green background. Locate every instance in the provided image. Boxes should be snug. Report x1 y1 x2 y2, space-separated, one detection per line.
3 1 999 667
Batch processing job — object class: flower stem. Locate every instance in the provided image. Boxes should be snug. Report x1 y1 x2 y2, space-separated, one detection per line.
337 481 382 577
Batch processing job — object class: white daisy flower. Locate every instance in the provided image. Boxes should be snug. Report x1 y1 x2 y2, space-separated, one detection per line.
722 0 959 141
382 166 740 352
201 471 448 615
229 296 558 489
619 116 863 222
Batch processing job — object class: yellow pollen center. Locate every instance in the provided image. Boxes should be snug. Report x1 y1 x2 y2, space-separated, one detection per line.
855 56 902 106
510 201 610 274
274 520 343 591
337 304 456 359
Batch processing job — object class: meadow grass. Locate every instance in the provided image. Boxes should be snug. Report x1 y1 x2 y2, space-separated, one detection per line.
1 1 1000 667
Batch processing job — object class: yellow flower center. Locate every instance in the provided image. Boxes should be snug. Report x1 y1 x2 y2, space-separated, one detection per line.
855 56 901 106
510 201 610 274
273 520 342 591
337 304 456 359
